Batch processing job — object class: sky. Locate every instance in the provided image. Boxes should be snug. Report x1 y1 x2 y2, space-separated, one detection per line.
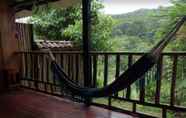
102 0 173 14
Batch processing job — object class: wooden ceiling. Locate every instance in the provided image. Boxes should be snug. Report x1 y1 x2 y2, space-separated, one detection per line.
11 0 81 12
13 0 81 18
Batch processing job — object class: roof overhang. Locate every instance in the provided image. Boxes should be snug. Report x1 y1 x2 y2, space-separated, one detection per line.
14 0 81 18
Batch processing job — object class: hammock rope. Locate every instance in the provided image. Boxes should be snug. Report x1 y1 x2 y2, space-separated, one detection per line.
49 16 186 98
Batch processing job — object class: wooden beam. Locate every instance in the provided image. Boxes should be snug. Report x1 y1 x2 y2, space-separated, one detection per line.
12 0 58 12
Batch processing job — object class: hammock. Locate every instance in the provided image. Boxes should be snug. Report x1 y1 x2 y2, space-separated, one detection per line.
50 16 186 98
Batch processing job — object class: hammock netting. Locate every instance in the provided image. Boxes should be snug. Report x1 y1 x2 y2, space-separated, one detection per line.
49 16 186 99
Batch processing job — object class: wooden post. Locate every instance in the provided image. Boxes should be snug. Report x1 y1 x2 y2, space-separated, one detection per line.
82 0 92 105
0 0 19 91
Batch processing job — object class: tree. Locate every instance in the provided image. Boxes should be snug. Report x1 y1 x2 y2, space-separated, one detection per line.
31 0 114 51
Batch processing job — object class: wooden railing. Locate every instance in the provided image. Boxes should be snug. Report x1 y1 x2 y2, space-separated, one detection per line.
17 51 186 118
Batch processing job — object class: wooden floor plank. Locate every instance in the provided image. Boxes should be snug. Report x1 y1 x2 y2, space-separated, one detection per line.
0 89 135 118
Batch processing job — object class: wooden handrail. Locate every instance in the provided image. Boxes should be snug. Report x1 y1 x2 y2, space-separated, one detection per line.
16 51 186 55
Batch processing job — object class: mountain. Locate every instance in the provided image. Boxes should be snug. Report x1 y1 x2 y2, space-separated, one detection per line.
110 8 171 51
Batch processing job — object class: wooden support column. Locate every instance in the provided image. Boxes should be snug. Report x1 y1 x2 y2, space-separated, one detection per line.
82 0 92 105
0 0 19 91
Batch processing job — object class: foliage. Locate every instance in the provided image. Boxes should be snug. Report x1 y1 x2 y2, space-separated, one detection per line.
161 0 186 51
111 8 172 52
63 13 114 51
31 5 81 40
31 0 114 51
169 0 186 18
111 35 152 51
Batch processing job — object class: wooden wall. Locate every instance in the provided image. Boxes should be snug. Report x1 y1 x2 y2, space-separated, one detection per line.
0 0 19 91
16 23 33 51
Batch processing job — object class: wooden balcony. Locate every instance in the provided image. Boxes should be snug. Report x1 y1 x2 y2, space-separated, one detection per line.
3 0 186 117
5 51 186 118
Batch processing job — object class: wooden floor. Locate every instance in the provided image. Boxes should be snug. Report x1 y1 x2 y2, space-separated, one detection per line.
0 89 135 118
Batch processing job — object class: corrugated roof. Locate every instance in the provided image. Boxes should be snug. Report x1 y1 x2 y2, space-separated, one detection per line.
34 40 74 49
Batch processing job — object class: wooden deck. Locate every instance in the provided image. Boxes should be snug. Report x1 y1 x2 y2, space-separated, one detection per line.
0 89 135 118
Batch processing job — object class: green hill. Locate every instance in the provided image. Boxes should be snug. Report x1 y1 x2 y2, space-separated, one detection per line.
110 8 170 51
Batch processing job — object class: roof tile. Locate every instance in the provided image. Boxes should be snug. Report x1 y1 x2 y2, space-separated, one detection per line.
35 40 74 49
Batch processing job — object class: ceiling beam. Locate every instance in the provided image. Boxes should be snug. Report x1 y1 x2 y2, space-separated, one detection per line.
12 0 59 12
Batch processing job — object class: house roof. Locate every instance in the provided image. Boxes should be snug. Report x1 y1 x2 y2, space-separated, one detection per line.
34 40 74 49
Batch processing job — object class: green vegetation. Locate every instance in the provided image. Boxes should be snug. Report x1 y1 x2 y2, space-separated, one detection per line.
111 7 172 51
31 0 114 51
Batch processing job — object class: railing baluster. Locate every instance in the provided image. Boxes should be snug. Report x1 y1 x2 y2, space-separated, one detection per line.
64 54 67 74
34 54 39 90
40 54 44 90
162 108 167 118
58 53 64 96
71 55 74 81
132 103 137 113
29 53 33 88
90 55 93 87
60 53 64 68
68 54 71 79
24 53 28 86
115 54 120 97
126 54 132 99
52 54 57 92
27 53 31 88
93 55 98 88
139 75 145 102
46 56 52 93
104 54 111 107
43 54 47 92
170 55 178 106
31 54 34 81
155 56 163 104
104 54 108 86
20 53 25 86
70 54 73 80
20 53 24 82
75 54 79 84
73 54 77 83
